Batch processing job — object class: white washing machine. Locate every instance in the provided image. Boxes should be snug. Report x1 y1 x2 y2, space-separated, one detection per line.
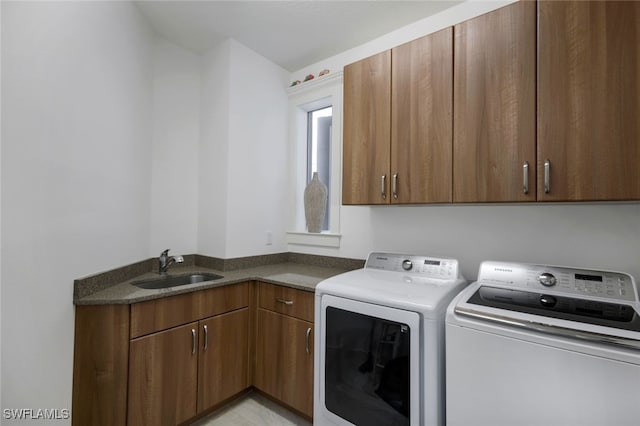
446 261 640 426
314 252 467 426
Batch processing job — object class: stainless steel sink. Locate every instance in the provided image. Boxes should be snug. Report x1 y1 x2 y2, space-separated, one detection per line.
132 273 224 290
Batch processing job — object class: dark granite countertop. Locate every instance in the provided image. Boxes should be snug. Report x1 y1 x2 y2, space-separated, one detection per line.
74 253 363 305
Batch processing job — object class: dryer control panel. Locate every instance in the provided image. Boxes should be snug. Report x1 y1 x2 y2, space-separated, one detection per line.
365 252 460 279
477 261 638 303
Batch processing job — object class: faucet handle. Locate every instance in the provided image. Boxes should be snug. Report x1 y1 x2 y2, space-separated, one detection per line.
161 249 170 257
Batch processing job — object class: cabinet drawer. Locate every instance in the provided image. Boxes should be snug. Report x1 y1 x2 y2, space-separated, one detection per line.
130 282 249 338
258 282 314 323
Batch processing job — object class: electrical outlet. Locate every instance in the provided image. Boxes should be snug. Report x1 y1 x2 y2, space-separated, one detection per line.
266 231 273 245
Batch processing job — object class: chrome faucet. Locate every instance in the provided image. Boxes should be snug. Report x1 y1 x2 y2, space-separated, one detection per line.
158 249 184 275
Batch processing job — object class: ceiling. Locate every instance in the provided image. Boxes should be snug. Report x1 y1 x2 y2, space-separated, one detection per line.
135 1 463 72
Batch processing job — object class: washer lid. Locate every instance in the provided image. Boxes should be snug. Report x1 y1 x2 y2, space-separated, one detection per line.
465 285 640 333
449 284 640 351
448 262 640 350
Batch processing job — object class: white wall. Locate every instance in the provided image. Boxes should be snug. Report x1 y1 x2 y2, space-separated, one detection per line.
1 2 154 423
289 0 640 282
293 1 516 81
149 39 201 256
197 39 289 258
0 0 3 410
225 40 289 257
338 204 640 281
198 41 231 258
1 0 637 422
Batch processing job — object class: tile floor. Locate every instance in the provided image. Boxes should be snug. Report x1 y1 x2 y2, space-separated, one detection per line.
191 392 312 426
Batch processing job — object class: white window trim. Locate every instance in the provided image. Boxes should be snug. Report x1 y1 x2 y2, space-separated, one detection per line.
286 72 343 248
286 231 341 248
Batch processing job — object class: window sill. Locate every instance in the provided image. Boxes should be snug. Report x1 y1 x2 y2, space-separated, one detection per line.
286 231 341 248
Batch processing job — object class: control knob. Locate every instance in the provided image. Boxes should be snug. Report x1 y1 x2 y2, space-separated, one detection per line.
539 272 557 287
539 294 557 307
402 259 413 271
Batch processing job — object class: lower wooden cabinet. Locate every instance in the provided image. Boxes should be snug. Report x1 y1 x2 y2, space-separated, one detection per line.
254 282 315 418
72 304 130 425
128 322 199 426
197 309 249 412
127 308 249 426
73 281 313 424
255 309 314 418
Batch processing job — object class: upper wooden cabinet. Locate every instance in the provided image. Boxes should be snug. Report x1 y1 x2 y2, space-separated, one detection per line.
343 28 453 205
343 50 391 205
453 0 537 202
537 1 640 201
392 28 453 204
342 0 638 204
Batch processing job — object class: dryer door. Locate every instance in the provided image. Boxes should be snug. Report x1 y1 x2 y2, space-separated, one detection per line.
317 294 420 426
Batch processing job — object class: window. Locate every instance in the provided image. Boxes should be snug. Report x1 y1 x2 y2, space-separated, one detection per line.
307 106 332 231
286 71 343 247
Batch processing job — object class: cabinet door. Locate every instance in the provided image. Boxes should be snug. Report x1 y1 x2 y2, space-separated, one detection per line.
392 28 453 204
453 1 536 202
343 50 391 205
255 309 314 417
538 1 640 201
197 308 249 413
128 322 198 426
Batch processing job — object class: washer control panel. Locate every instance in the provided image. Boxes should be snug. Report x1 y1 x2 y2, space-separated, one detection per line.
478 261 638 302
365 252 460 279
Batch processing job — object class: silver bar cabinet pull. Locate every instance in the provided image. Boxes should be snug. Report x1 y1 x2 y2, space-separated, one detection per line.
191 329 197 355
523 161 529 194
276 298 294 306
381 175 387 200
392 173 398 199
544 159 551 194
203 325 208 351
305 327 312 354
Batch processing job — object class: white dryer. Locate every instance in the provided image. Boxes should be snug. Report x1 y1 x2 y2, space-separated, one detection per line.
314 252 467 426
446 261 640 426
